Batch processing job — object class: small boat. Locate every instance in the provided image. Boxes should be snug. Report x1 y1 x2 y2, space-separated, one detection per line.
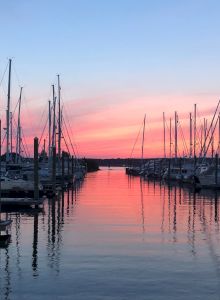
126 114 146 177
142 159 164 179
0 219 12 230
163 163 195 182
0 191 12 247
0 234 11 248
126 167 141 176
0 175 44 197
0 117 13 242
195 165 220 188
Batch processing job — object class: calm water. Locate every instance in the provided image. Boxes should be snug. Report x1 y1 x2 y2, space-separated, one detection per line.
1 167 220 300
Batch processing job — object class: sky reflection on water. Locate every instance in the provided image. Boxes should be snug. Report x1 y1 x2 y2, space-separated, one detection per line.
1 168 220 299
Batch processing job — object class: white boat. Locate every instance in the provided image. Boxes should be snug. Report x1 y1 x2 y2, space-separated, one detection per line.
142 159 164 179
0 176 43 195
195 165 220 188
0 220 12 231
163 164 195 182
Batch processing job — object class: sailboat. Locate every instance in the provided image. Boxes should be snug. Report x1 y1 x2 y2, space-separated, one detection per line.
0 119 12 246
0 208 12 246
194 101 220 188
126 114 146 176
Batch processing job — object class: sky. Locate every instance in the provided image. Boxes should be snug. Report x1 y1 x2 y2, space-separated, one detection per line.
1 0 220 158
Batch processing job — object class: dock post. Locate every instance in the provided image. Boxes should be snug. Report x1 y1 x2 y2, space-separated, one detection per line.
62 151 65 189
68 155 70 184
71 156 74 176
72 155 74 184
194 155 197 177
168 158 171 182
34 137 39 203
179 157 182 182
52 146 56 194
215 153 218 186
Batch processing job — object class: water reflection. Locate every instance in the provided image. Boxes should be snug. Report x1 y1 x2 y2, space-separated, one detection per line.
1 248 11 300
0 183 82 299
32 212 39 277
127 174 220 296
1 169 220 299
140 180 145 234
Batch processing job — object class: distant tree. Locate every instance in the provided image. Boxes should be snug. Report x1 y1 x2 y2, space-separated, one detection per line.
83 158 99 172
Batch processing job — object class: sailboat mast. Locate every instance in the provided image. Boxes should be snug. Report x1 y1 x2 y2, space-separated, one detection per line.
194 103 197 158
174 111 178 158
211 123 214 158
141 114 146 165
163 112 166 158
48 100 51 158
201 100 220 159
203 118 206 156
16 87 22 163
52 85 56 148
218 114 220 155
57 75 61 163
6 59 12 163
200 123 203 157
10 112 13 156
189 112 193 157
43 139 46 155
169 118 172 158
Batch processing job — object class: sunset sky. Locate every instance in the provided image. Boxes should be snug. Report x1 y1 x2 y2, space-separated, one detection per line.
1 0 220 158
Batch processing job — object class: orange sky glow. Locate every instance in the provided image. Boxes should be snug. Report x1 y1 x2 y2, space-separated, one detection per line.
12 91 220 159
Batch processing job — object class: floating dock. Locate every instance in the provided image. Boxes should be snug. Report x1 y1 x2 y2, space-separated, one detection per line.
0 197 44 207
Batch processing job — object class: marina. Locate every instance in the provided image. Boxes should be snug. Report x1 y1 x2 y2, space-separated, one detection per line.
1 1 220 299
1 168 220 299
1 57 220 300
126 101 220 190
0 59 86 209
0 58 220 299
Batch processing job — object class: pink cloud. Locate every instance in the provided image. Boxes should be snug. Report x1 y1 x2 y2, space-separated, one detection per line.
5 88 220 158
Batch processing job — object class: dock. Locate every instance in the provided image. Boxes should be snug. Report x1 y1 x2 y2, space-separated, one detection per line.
0 197 44 207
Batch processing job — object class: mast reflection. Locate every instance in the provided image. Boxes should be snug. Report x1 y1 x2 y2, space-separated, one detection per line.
32 212 39 277
138 180 220 258
140 179 145 234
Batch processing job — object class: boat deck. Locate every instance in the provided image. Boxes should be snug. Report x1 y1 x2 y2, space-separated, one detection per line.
0 197 44 206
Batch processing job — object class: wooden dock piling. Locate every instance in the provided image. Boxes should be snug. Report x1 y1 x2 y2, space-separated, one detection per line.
215 153 218 185
62 151 65 188
68 156 70 179
52 146 56 193
179 157 182 179
34 137 39 202
168 159 171 181
71 156 74 176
